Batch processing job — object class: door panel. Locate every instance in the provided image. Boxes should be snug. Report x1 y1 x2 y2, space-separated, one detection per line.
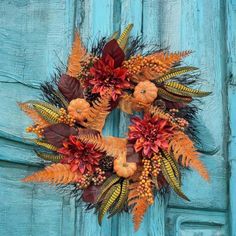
0 0 230 235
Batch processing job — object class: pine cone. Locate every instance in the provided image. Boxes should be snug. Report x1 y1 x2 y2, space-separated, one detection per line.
99 156 114 171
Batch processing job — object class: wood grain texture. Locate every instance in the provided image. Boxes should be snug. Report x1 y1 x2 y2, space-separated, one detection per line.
0 0 232 235
227 1 236 235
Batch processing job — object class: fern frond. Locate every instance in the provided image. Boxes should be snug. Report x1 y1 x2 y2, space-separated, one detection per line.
168 132 209 180
35 150 63 163
154 66 198 83
98 183 121 225
18 102 49 128
164 81 211 97
96 175 121 203
22 164 80 184
67 32 86 77
80 95 111 132
109 179 129 217
158 88 192 103
30 139 58 151
117 24 133 50
148 105 181 129
78 130 127 158
160 154 189 201
132 197 149 231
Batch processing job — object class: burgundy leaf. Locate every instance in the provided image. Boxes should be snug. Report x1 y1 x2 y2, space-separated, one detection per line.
82 185 101 203
126 143 141 163
58 74 83 101
43 123 77 147
102 39 125 68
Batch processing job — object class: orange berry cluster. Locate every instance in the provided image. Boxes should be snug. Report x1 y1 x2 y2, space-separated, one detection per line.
26 125 44 138
138 158 154 204
123 54 169 76
151 154 161 177
58 108 76 126
169 109 189 128
79 55 98 80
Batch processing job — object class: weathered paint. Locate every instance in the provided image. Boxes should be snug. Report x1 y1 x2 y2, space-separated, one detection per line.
0 0 234 235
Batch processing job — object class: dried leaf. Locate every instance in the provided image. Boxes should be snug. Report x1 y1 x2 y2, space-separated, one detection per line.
18 102 49 128
82 185 101 203
169 131 209 180
58 74 83 102
22 164 81 184
78 130 127 159
43 123 77 148
80 94 111 132
102 39 125 67
67 32 86 77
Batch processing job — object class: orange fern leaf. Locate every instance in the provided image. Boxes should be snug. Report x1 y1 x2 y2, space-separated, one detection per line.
123 50 191 79
22 164 81 184
18 102 49 128
78 129 127 158
118 93 149 114
131 196 150 231
169 132 209 180
128 181 152 231
67 32 86 77
80 95 111 132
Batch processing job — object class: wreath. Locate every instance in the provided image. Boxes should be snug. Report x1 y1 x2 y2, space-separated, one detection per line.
19 24 211 231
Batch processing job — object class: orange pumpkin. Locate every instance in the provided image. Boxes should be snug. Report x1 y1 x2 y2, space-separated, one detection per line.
133 80 158 104
114 155 137 178
68 98 90 122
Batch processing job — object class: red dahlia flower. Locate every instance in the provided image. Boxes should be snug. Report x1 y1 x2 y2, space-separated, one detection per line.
89 55 130 101
58 135 104 174
128 115 175 158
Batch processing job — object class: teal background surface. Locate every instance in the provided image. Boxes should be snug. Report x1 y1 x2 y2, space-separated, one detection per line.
0 0 235 235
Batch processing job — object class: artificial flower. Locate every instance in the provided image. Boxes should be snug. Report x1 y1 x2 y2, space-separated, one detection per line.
89 54 129 100
128 114 175 157
58 135 104 174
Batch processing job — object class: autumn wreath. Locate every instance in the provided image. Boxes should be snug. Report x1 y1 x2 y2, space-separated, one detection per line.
19 24 211 231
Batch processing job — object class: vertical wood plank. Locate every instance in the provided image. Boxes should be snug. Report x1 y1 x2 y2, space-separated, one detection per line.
75 1 116 235
115 1 166 235
227 0 236 235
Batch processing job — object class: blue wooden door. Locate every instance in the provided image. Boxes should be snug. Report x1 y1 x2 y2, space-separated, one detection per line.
0 0 235 235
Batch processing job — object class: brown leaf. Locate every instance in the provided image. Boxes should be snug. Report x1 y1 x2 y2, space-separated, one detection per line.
58 74 83 101
82 185 101 203
43 123 77 147
102 39 125 68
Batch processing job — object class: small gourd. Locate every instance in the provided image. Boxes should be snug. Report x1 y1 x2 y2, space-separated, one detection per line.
133 80 158 104
68 98 90 122
114 154 137 178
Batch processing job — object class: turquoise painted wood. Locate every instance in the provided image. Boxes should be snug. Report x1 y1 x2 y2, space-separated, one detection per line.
0 0 234 235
